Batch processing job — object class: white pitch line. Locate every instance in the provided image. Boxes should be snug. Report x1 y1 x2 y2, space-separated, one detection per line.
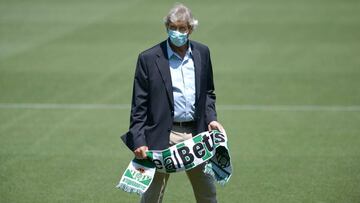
0 103 360 112
216 104 360 112
0 103 130 110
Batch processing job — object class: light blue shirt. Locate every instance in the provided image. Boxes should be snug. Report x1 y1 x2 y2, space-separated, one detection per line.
167 41 196 122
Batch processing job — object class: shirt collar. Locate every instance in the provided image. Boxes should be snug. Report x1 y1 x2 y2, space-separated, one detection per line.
166 39 192 60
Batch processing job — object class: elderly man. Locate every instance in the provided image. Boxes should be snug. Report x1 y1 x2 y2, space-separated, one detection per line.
122 3 224 203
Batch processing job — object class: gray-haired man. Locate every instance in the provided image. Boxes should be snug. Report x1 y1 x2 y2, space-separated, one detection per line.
122 3 224 203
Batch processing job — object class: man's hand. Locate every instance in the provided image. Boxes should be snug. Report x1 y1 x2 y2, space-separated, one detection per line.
208 121 225 133
133 146 148 159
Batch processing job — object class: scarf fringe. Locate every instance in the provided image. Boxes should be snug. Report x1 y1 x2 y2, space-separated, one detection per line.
116 183 143 196
204 163 229 186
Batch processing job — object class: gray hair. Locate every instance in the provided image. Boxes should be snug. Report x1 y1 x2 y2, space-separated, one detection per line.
164 3 199 30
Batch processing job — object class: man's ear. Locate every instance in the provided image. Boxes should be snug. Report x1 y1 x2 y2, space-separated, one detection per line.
188 27 193 35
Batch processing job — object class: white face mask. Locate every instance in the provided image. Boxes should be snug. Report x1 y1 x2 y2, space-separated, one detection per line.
167 29 188 47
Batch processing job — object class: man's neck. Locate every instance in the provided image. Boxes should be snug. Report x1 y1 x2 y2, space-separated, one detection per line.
169 41 188 59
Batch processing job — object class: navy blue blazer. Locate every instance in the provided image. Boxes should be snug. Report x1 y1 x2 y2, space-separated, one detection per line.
121 40 217 151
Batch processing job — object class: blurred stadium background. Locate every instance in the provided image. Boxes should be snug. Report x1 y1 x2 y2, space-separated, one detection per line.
1 0 359 202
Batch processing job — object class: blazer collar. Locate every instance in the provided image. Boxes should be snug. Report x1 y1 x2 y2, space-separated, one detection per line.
155 41 174 109
191 44 202 104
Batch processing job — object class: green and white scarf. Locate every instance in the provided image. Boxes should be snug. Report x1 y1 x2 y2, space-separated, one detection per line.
116 130 232 195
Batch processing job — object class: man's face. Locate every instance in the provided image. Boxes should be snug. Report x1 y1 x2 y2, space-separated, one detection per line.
167 21 192 35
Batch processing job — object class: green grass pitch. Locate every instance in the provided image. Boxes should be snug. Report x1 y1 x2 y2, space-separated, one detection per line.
1 0 360 202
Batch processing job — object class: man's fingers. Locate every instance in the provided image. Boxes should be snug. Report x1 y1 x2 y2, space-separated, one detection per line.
134 150 142 159
218 124 224 132
208 121 225 133
135 152 145 159
134 146 148 159
141 150 147 158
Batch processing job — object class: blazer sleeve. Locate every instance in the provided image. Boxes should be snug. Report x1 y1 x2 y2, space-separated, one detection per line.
205 48 218 124
121 54 149 151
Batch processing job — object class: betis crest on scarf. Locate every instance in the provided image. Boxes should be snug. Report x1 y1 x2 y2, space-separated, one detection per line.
116 130 232 195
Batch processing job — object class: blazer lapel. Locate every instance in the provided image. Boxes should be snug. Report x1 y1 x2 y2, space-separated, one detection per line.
156 42 174 110
191 43 201 105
